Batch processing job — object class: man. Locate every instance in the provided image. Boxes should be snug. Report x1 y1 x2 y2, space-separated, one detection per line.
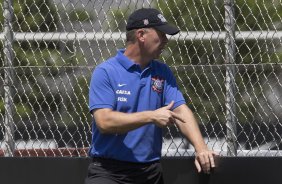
85 8 217 184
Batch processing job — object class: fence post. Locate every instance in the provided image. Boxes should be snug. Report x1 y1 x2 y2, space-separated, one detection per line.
224 0 237 156
3 0 15 157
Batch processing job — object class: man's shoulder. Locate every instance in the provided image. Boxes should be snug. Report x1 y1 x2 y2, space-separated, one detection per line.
96 57 118 70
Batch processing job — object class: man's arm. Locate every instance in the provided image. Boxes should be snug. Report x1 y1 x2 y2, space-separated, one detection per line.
93 108 153 134
173 104 217 174
93 101 185 134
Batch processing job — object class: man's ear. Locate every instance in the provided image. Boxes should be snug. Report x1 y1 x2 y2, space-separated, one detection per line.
136 29 146 42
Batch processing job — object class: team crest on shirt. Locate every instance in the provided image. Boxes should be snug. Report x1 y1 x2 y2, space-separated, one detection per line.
151 76 164 93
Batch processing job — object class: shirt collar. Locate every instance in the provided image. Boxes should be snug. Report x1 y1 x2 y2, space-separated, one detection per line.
116 49 135 70
116 49 153 71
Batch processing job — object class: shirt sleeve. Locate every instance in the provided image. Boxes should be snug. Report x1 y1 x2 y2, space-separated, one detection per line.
163 66 186 110
89 67 115 113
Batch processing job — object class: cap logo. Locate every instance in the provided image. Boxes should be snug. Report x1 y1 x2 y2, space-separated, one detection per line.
157 14 167 23
143 19 149 26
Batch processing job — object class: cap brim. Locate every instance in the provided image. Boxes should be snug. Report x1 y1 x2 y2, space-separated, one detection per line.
154 24 180 35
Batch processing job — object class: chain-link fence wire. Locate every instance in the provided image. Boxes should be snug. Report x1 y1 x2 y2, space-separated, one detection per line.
1 0 282 157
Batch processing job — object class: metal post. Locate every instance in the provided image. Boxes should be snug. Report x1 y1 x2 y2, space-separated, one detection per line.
224 0 237 156
3 0 15 157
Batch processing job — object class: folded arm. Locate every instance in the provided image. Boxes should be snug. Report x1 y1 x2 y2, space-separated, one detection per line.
93 101 185 134
173 104 218 174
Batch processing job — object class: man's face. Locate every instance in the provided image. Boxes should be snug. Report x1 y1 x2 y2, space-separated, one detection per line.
142 28 168 59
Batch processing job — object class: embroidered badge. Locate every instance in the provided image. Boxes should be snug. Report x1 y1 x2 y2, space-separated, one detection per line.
143 19 149 25
151 76 164 93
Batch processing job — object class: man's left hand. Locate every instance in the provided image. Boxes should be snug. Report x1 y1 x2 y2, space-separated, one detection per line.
194 150 218 174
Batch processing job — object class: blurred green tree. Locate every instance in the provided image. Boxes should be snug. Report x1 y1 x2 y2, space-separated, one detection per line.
0 0 93 128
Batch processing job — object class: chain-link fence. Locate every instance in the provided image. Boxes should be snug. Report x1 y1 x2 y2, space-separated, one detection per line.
1 0 282 157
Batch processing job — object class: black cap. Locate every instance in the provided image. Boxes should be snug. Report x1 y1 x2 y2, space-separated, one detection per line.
126 8 180 35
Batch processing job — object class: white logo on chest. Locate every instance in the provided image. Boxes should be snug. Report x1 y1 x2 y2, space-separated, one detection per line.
116 90 131 95
118 83 127 87
117 97 127 102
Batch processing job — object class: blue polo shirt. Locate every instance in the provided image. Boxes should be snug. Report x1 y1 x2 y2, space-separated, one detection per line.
89 49 186 163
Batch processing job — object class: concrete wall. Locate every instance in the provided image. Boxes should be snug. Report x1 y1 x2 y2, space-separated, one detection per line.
0 156 281 184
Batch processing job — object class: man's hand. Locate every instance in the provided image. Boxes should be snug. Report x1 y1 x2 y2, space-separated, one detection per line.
152 101 186 127
194 149 218 174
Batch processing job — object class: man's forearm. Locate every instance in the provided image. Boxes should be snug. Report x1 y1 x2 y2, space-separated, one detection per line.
174 104 217 174
173 105 208 152
93 109 154 134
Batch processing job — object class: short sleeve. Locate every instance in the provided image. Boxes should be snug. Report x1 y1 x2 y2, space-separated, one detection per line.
89 67 115 113
163 66 186 109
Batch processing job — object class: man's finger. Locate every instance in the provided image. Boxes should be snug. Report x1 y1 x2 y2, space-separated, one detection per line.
203 154 211 173
168 116 176 125
211 152 219 167
194 159 201 173
209 155 215 168
165 101 174 110
171 112 186 123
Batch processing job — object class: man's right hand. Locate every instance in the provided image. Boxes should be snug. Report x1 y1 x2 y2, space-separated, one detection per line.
152 101 186 127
